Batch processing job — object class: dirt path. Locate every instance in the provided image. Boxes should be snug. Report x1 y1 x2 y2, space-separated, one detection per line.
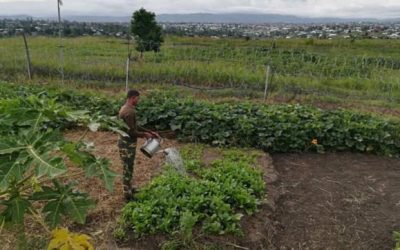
63 129 181 249
63 130 280 249
271 153 400 250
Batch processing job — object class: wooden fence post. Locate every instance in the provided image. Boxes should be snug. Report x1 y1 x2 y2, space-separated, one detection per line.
125 57 130 93
22 32 32 80
125 33 133 93
57 0 64 85
264 65 271 102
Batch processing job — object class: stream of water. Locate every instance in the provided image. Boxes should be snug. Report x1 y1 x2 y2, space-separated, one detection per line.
163 147 187 175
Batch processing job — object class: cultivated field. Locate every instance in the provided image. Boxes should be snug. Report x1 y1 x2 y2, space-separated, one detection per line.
0 36 400 110
0 34 400 250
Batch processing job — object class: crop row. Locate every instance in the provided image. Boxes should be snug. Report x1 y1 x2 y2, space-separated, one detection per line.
116 146 265 242
0 36 399 102
135 91 400 156
1 84 399 157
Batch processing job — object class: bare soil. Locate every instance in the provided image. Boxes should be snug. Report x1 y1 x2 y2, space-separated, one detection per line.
62 130 277 250
3 129 399 250
62 129 181 249
271 153 400 250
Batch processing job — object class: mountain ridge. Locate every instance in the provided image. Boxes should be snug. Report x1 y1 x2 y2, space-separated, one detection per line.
1 13 398 24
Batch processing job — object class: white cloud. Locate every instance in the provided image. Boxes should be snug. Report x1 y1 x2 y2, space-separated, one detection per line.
0 0 399 18
0 0 43 2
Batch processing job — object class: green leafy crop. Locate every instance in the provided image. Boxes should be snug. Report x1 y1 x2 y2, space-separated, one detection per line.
2 83 400 158
136 91 400 156
116 147 265 239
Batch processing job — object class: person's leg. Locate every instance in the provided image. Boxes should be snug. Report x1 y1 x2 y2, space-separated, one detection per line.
118 137 137 200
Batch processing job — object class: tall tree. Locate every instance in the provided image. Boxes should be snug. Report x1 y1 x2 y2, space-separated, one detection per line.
130 8 164 54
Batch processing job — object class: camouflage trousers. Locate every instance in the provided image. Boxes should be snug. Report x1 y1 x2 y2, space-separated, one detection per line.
118 136 137 199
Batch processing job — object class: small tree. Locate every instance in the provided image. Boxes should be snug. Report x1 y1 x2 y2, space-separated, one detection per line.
131 8 164 55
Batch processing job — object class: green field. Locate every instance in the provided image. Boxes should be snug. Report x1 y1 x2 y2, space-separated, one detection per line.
1 80 399 248
1 33 400 249
0 36 400 110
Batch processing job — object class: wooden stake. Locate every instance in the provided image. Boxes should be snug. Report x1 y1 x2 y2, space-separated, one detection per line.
125 57 130 93
264 65 271 102
22 32 32 80
57 0 64 85
125 34 132 93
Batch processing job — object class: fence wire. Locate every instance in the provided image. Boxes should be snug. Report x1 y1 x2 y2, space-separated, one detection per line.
0 37 399 103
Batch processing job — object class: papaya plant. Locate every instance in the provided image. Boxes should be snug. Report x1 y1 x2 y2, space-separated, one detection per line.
0 94 118 247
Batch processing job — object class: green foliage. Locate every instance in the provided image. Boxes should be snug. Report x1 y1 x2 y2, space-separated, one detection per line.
131 8 164 53
2 84 400 157
31 181 95 227
1 83 400 247
394 231 400 250
1 84 400 157
0 193 31 224
117 148 265 239
180 144 204 172
62 142 118 192
136 93 400 156
0 85 117 239
1 36 399 105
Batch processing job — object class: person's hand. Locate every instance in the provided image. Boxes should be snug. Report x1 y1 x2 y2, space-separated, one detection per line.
144 132 153 139
150 131 160 138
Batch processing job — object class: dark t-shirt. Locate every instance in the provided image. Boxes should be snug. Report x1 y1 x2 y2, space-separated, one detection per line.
118 104 145 139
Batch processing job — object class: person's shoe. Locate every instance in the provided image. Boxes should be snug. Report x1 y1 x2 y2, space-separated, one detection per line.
124 188 139 202
124 190 133 201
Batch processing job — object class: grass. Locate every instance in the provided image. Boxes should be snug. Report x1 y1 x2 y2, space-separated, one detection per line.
0 35 399 110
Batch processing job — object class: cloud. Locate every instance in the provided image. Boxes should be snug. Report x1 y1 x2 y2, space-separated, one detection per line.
0 0 399 18
0 0 43 2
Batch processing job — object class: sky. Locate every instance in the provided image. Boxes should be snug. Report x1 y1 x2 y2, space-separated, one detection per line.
0 0 399 19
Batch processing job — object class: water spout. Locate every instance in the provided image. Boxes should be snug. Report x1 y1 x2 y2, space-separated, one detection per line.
162 147 186 176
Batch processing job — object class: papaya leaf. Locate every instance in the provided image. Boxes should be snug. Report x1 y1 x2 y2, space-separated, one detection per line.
0 138 26 155
86 158 118 192
61 142 95 167
0 195 31 224
27 147 66 178
42 200 64 228
48 228 94 250
62 142 117 192
64 197 95 224
31 182 95 228
0 153 30 191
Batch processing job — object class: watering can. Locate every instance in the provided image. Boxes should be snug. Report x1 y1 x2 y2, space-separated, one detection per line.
140 138 187 176
140 138 163 158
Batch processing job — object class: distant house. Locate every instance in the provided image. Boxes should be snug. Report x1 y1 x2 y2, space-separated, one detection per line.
297 31 308 38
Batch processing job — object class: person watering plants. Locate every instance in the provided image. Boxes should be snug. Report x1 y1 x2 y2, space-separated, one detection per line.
118 89 160 200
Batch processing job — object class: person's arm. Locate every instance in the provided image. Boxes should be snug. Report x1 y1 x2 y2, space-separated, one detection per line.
137 125 150 132
138 125 160 138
